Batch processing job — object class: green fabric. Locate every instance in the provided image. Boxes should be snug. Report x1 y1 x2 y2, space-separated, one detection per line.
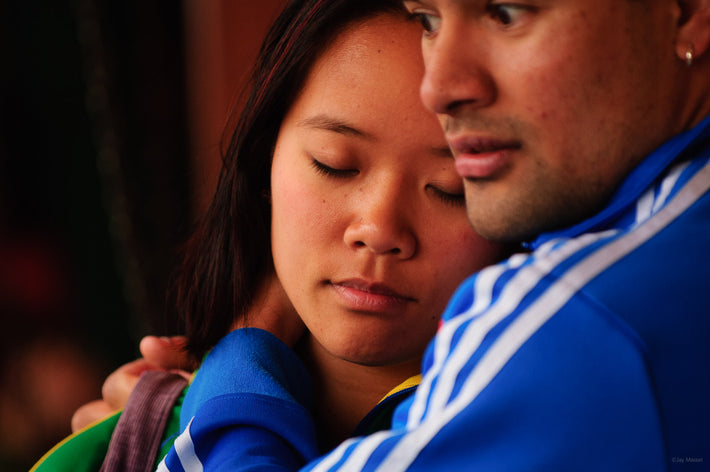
30 412 120 472
31 387 186 472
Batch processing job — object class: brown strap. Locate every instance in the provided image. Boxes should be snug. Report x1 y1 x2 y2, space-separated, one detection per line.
100 370 188 472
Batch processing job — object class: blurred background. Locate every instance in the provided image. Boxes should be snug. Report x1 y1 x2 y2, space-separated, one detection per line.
0 0 283 469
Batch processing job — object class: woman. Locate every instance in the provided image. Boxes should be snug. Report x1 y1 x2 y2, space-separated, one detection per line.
33 0 511 470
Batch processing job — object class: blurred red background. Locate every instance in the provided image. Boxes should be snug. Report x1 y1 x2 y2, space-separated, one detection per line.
0 1 283 469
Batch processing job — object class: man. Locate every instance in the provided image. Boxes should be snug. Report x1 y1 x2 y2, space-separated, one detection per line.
82 0 710 470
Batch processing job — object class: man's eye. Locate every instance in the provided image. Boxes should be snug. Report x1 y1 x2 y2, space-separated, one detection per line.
311 159 358 178
409 12 441 36
486 4 528 26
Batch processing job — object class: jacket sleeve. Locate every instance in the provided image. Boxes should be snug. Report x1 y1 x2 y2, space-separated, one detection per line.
301 274 668 472
158 310 668 472
157 328 319 472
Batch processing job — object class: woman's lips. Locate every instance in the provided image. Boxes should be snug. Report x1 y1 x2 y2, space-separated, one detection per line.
448 136 521 179
329 279 415 313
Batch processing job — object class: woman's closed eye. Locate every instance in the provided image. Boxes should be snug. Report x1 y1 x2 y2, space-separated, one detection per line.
427 184 465 207
311 158 359 178
311 156 464 206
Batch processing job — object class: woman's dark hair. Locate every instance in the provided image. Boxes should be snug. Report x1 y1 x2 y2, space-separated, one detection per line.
172 0 408 360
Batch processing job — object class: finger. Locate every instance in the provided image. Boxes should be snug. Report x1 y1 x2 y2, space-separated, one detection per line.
101 359 152 409
71 400 116 432
139 336 194 371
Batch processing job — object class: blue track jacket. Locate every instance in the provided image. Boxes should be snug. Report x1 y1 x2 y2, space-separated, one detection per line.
159 114 710 471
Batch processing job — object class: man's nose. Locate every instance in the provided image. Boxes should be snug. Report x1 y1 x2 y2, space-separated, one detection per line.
419 24 495 116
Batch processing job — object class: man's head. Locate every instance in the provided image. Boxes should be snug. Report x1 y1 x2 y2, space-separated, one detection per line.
403 0 710 242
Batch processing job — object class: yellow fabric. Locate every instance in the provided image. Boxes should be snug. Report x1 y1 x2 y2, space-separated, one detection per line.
379 374 421 403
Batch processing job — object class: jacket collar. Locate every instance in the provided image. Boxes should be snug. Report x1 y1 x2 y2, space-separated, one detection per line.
527 113 710 250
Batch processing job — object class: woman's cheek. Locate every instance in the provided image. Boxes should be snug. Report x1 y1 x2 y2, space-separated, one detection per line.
432 225 498 284
273 176 340 259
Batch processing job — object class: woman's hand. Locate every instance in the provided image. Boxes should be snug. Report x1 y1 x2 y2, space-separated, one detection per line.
70 336 194 432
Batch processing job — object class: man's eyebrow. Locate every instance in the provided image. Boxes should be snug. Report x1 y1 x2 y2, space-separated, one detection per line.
402 0 424 10
298 114 374 140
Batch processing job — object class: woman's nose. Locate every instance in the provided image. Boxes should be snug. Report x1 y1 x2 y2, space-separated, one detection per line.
343 183 417 259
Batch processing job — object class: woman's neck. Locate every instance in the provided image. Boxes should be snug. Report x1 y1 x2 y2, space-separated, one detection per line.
299 336 420 452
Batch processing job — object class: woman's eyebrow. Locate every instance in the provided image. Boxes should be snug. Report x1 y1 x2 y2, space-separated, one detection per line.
298 114 452 157
298 114 374 140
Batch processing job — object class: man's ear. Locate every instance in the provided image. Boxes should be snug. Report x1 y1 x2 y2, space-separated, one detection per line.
676 0 710 59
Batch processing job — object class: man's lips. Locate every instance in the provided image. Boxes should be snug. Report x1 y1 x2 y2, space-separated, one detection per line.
329 279 415 312
448 136 521 179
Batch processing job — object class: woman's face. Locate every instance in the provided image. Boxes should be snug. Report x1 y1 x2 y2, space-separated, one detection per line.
271 15 506 367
